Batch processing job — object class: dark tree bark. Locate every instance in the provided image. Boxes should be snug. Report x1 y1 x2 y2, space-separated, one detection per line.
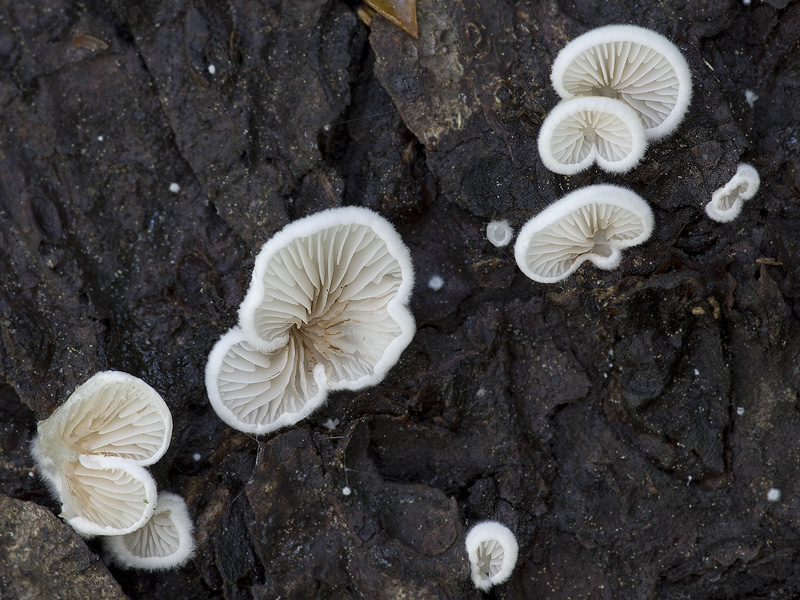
1 0 799 598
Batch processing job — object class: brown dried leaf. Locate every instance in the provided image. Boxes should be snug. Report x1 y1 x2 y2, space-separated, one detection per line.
364 0 418 38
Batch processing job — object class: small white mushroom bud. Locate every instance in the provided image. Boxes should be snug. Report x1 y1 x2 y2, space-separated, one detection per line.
705 163 760 222
465 521 519 591
486 220 514 247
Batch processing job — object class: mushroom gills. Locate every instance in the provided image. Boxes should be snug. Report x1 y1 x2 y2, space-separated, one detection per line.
563 41 680 129
539 96 647 174
103 491 195 570
514 185 654 283
591 229 613 257
551 25 693 140
476 539 506 579
718 181 751 211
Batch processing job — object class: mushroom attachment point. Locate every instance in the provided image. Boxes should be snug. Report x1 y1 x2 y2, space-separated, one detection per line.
538 97 648 174
207 206 415 435
486 220 514 247
104 492 195 570
551 24 692 140
705 163 760 222
465 521 519 591
514 184 654 283
31 371 172 537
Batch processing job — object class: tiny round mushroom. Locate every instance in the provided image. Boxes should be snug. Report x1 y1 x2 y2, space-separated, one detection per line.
428 275 445 290
538 96 648 175
514 184 654 283
465 521 519 592
104 492 195 570
551 24 693 140
705 163 760 223
486 220 514 247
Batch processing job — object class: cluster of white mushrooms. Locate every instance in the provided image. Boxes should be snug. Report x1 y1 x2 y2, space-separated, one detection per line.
504 24 759 284
32 371 195 570
27 21 764 594
508 25 691 283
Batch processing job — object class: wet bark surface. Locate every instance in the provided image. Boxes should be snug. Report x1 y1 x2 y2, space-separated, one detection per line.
1 0 799 598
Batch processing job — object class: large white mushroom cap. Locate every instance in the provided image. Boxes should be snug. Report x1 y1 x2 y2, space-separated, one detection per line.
31 371 172 537
104 492 195 570
514 184 654 283
705 163 760 222
538 96 648 175
208 206 415 435
551 24 692 140
465 521 519 591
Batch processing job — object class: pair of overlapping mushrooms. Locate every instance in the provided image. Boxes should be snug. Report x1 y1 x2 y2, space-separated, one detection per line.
32 23 759 590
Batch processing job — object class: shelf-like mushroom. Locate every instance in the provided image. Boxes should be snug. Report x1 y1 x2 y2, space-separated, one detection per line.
705 163 760 222
551 24 692 140
465 521 519 592
209 206 415 435
31 371 172 537
538 97 648 174
514 185 654 283
35 371 172 470
58 454 157 537
104 492 195 570
206 327 325 434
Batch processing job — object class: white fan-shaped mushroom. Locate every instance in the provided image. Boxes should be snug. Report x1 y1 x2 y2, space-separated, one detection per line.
31 371 172 538
551 24 692 140
209 206 415 435
705 163 760 222
35 371 172 467
486 220 514 247
514 184 654 283
206 327 325 434
538 97 648 174
104 492 195 570
239 207 414 356
58 454 157 537
465 521 519 592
